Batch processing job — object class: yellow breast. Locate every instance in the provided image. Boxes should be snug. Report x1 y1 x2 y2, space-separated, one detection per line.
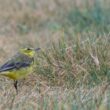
0 66 33 80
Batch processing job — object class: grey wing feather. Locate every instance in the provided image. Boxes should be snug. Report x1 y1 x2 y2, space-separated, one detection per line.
0 52 33 72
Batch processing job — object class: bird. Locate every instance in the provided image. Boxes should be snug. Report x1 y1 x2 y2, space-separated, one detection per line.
0 47 40 93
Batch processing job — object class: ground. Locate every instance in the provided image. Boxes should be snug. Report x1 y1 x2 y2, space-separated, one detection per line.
0 0 110 110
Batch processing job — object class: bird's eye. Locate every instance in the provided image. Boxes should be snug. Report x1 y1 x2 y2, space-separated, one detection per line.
27 48 31 50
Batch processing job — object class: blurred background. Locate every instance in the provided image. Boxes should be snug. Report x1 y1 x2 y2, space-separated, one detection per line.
0 0 110 56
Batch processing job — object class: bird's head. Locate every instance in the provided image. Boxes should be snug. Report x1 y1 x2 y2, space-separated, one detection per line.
20 48 40 57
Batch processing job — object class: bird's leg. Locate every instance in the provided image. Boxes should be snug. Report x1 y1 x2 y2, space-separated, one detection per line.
14 80 18 94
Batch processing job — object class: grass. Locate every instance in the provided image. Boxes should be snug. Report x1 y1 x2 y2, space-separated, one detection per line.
35 33 110 87
0 0 110 110
33 32 110 109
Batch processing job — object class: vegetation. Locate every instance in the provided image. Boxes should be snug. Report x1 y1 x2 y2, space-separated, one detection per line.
0 0 110 109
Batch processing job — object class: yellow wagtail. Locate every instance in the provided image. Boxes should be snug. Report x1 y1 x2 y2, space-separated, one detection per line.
0 47 40 93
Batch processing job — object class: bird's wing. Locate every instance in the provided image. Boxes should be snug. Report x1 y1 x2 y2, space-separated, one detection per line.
0 53 32 72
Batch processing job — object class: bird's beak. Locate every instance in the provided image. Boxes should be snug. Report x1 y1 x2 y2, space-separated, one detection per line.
35 48 41 51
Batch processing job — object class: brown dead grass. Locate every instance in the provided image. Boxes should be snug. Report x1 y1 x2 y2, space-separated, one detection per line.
0 0 110 110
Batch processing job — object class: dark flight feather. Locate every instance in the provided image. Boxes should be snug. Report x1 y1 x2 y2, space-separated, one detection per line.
0 52 33 72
